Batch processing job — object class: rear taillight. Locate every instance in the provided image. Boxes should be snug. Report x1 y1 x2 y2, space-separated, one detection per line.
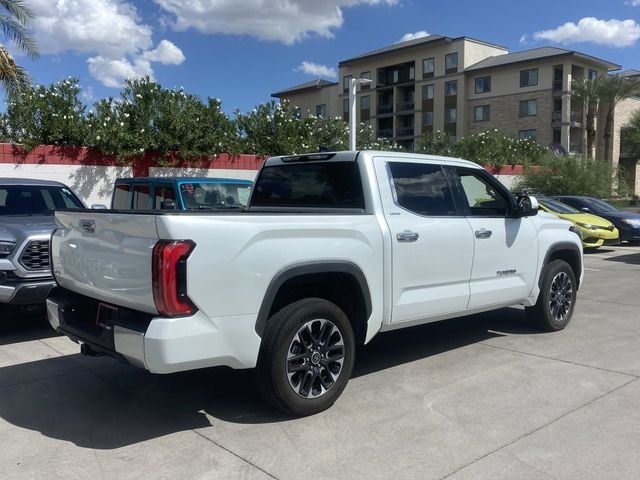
152 240 197 317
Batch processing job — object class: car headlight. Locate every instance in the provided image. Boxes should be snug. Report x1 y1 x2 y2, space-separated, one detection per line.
576 222 598 230
622 219 640 228
0 241 16 257
569 226 583 238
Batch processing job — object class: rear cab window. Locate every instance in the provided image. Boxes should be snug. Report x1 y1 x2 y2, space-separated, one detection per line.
112 184 131 209
155 185 177 209
132 185 151 210
252 161 365 209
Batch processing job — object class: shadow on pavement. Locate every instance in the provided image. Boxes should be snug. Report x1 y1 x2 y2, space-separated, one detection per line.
602 252 640 265
0 307 56 346
0 306 542 449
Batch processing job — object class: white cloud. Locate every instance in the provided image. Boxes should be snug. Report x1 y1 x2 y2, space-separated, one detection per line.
29 0 185 87
142 40 186 65
532 17 640 47
626 1 640 6
295 61 337 79
397 31 429 43
519 34 530 45
154 0 398 45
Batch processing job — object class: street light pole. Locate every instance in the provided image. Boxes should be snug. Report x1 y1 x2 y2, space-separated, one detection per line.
349 77 372 150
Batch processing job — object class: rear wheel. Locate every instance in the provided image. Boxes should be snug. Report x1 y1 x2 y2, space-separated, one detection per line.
526 259 577 331
256 298 355 416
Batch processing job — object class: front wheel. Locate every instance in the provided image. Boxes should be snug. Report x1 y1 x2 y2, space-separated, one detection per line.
526 259 577 331
256 298 355 416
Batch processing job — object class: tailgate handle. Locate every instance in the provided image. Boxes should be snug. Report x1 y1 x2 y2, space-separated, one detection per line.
79 219 96 233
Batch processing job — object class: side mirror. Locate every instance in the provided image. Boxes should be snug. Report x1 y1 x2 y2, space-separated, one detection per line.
514 195 539 218
581 207 591 213
91 204 108 210
161 200 176 210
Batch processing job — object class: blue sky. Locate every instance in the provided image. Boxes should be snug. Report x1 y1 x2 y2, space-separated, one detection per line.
12 0 640 115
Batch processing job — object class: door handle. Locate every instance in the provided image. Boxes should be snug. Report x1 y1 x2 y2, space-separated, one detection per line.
475 229 492 239
397 230 419 243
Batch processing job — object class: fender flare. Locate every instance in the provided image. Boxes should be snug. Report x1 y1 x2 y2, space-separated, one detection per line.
540 242 583 288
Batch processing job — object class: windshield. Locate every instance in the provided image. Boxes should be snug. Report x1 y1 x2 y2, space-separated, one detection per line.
580 197 619 213
0 185 84 215
179 182 252 209
539 198 579 214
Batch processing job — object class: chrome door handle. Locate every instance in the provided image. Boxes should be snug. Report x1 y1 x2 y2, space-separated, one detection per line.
397 230 419 243
475 229 492 239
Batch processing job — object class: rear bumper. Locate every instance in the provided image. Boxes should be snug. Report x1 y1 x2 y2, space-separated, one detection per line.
46 288 261 373
0 279 56 306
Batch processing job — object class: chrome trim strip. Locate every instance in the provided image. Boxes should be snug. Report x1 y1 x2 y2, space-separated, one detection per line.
46 298 60 330
0 284 16 302
114 325 146 369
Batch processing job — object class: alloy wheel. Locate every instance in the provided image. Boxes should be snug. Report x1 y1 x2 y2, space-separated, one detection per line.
548 271 573 322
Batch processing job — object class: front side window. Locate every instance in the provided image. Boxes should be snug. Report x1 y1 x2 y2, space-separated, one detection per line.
445 52 458 73
475 76 491 94
445 80 457 96
519 99 537 117
455 168 510 217
422 57 434 77
388 162 457 216
0 185 84 215
252 162 365 209
520 68 538 87
474 105 490 122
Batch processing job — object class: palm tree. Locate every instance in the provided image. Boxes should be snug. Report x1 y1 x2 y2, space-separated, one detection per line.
597 75 640 163
572 76 605 159
0 0 38 96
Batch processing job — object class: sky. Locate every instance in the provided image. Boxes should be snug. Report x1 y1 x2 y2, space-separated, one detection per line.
9 0 640 115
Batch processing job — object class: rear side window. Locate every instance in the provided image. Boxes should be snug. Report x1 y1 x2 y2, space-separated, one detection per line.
132 185 151 210
155 186 176 209
388 162 457 216
252 162 365 209
112 184 130 209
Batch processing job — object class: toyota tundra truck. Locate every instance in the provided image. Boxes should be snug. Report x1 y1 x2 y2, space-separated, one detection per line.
46 151 583 415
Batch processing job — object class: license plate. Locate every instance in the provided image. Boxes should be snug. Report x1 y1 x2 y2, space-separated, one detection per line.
95 302 117 329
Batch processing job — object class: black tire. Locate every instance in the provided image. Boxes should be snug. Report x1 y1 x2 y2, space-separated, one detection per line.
255 298 355 416
526 259 577 331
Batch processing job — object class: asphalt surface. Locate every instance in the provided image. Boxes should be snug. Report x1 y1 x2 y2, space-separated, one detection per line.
1 244 639 480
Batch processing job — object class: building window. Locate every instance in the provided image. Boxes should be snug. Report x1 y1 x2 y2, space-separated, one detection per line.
445 108 457 123
520 68 538 87
519 129 536 140
392 70 399 83
422 84 434 100
422 57 434 78
445 80 457 97
589 69 598 80
445 52 458 74
315 104 326 117
553 129 561 144
360 95 370 110
474 105 490 122
409 66 415 80
475 76 491 94
422 111 433 126
293 107 302 119
519 99 537 117
343 75 352 93
360 71 371 89
343 98 349 112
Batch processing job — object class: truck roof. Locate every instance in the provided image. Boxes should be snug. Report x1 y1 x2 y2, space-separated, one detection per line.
114 177 253 185
0 177 68 187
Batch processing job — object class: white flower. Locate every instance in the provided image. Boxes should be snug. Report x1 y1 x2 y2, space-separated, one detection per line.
141 128 145 133
136 94 142 99
39 94 45 98
120 122 124 127
96 135 101 140
124 113 130 118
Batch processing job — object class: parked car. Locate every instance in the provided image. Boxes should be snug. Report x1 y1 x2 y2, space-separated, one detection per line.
0 178 84 310
537 197 619 249
111 177 253 210
46 151 583 415
552 196 640 244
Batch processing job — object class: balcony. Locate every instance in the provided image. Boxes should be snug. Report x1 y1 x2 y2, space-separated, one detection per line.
397 127 414 137
378 128 393 138
377 104 393 115
396 102 415 113
551 111 584 126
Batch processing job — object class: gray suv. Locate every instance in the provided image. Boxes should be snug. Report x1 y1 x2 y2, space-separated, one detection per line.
0 178 84 309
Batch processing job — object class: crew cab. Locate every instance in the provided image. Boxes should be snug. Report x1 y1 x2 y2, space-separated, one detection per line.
46 151 583 415
110 177 253 210
0 178 84 310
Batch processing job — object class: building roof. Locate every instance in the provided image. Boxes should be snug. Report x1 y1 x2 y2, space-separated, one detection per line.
338 35 508 66
466 46 621 72
271 79 338 98
618 69 640 78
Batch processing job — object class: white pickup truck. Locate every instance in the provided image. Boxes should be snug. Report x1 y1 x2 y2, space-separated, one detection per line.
47 151 583 415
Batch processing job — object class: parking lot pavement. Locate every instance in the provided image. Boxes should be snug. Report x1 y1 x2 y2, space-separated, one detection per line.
1 245 639 480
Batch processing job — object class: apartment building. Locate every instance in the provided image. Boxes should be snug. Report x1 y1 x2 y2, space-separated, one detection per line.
271 34 627 158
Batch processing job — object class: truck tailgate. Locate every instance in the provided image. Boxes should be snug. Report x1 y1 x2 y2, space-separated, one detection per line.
52 211 159 314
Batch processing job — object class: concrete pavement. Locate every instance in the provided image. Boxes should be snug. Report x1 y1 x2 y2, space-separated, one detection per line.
1 245 639 479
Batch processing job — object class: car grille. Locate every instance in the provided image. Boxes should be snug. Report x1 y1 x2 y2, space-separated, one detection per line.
19 240 51 271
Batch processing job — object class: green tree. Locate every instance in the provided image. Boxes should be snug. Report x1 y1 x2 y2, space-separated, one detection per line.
572 76 605 159
0 77 88 149
597 76 640 163
0 0 38 96
621 110 640 161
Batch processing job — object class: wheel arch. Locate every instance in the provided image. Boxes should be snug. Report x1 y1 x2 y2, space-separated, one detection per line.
541 242 582 289
255 261 372 345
